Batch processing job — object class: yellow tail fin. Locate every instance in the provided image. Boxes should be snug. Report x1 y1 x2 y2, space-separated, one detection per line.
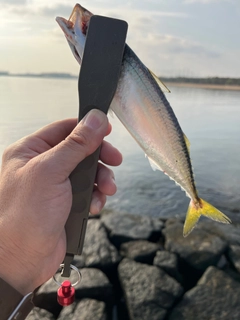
183 198 231 237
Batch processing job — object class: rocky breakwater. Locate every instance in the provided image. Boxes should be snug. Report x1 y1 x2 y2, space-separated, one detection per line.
27 212 240 320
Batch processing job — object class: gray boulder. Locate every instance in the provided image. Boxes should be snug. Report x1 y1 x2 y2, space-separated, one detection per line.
153 250 182 282
118 258 183 320
228 245 240 272
57 302 76 320
163 221 227 271
196 220 240 246
33 279 61 316
120 240 161 263
26 307 55 319
74 219 120 269
75 268 113 302
168 266 240 320
58 299 107 320
101 213 163 247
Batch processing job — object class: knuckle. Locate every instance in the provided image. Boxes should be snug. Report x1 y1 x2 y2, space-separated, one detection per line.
2 144 15 163
67 130 90 151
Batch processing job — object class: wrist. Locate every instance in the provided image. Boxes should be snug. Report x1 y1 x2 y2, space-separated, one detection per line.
0 233 37 295
0 270 34 296
0 276 34 320
0 262 36 296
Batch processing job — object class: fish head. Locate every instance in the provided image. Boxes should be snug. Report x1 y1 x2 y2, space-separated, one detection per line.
56 4 93 64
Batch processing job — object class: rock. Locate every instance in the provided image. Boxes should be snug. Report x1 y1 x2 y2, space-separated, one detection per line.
26 307 55 320
74 299 107 320
75 268 113 303
165 218 184 227
196 220 240 246
118 258 183 320
228 245 240 272
163 221 227 271
33 279 61 316
34 268 113 313
153 250 182 282
58 299 107 320
57 302 77 320
168 266 240 320
216 254 228 269
101 213 163 247
74 219 120 270
120 240 161 263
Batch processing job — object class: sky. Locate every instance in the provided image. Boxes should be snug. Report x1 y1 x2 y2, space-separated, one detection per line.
0 0 239 77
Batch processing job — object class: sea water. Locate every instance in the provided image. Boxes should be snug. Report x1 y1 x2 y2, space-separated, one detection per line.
0 76 239 220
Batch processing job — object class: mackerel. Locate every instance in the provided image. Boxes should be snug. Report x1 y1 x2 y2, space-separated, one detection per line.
56 4 231 236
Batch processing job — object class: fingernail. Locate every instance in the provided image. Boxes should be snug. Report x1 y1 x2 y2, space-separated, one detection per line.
91 198 102 214
82 109 106 130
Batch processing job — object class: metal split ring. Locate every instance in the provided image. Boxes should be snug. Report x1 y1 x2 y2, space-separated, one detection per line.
53 264 82 287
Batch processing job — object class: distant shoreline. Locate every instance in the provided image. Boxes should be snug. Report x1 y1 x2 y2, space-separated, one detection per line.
165 82 240 91
1 73 240 91
0 72 77 80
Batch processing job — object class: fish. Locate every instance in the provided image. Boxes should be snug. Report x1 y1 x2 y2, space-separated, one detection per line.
56 3 231 236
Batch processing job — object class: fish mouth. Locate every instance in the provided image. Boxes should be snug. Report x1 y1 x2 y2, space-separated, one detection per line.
56 4 93 64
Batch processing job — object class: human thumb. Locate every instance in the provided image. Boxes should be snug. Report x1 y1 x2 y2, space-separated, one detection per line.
40 109 108 178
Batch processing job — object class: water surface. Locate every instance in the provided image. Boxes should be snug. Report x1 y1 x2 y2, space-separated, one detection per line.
0 76 239 220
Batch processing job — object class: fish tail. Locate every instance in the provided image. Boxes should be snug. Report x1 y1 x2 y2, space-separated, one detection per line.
183 198 231 237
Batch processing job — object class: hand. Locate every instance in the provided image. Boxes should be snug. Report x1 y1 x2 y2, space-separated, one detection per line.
0 109 122 295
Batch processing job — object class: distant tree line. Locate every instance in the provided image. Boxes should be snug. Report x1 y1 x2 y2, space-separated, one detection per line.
1 71 240 86
161 77 240 86
0 71 77 79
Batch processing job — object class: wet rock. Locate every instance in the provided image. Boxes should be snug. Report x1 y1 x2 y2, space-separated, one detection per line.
101 213 163 247
153 250 182 282
34 268 113 313
228 245 240 272
168 266 240 320
74 219 120 270
58 299 107 320
120 240 161 263
163 221 227 271
118 258 183 320
26 307 55 320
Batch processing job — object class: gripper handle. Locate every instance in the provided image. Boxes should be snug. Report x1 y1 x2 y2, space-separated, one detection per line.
61 15 128 277
67 148 100 255
62 148 101 277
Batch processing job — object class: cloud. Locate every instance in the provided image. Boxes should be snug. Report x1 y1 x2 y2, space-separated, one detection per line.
40 4 73 17
184 0 231 3
3 3 73 17
5 2 189 20
156 34 220 57
126 30 221 77
0 0 28 4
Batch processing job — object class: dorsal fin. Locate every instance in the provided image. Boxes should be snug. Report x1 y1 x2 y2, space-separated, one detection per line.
148 69 171 93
